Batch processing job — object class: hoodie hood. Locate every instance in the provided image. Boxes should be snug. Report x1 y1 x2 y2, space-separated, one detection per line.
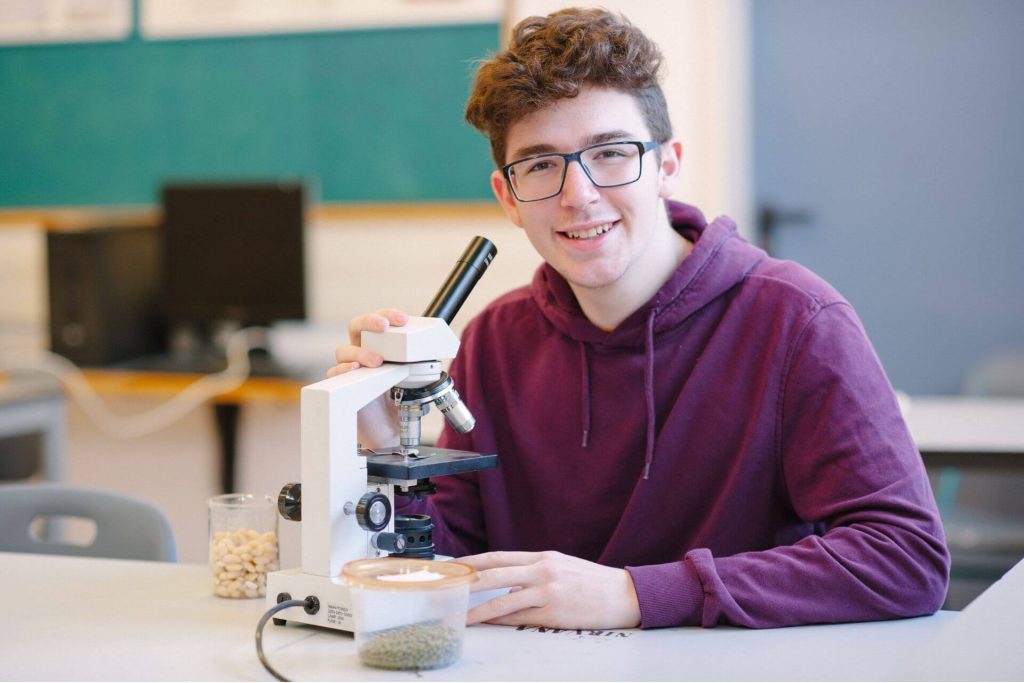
529 199 765 477
531 200 764 348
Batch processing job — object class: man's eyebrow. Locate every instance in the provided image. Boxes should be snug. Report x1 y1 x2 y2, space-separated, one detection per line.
508 130 639 162
510 143 557 160
586 130 636 146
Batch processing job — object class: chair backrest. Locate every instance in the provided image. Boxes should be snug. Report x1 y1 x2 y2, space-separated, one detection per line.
0 483 177 562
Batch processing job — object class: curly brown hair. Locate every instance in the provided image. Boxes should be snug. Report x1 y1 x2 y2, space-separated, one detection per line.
465 7 671 168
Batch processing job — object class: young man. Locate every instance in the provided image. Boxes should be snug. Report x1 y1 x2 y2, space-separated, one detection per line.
331 8 949 629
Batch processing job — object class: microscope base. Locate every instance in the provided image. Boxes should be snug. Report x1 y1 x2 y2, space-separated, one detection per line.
265 567 356 631
266 563 510 632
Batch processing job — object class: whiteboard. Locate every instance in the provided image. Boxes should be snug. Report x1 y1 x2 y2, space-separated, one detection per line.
141 0 502 40
0 0 131 45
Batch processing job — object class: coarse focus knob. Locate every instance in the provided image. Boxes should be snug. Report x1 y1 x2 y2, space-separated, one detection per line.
355 492 391 532
278 483 301 521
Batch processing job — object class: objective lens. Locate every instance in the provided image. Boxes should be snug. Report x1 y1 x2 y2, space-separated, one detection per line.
397 405 423 448
434 388 475 434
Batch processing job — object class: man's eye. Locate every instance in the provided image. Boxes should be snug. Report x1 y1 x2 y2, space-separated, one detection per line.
593 147 630 160
525 160 557 173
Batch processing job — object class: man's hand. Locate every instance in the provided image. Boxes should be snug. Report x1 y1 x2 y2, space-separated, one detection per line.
457 550 642 630
327 308 409 377
327 308 408 449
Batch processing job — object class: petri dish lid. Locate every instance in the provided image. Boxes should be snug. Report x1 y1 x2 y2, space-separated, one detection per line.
342 558 475 590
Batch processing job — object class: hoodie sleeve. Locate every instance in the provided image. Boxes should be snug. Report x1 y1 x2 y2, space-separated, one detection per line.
628 302 950 628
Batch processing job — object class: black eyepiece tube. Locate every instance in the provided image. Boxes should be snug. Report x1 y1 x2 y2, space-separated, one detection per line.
422 236 498 324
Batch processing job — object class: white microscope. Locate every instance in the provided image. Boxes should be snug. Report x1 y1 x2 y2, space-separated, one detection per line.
265 237 498 631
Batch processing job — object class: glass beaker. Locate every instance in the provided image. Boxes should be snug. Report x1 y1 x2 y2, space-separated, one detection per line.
208 493 278 599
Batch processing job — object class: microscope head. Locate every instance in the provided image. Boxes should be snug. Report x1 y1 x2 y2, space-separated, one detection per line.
362 233 496 363
360 316 460 363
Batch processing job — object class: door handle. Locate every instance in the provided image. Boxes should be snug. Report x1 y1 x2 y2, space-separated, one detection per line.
757 204 813 256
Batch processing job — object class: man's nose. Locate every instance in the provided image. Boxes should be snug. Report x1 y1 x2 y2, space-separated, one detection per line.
560 159 600 207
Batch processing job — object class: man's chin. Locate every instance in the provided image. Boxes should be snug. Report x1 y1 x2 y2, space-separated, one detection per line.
562 265 625 292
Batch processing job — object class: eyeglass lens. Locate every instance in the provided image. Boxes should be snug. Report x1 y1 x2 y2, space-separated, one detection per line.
508 142 645 201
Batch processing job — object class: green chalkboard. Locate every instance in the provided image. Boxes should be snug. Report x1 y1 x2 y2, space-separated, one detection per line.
0 24 499 207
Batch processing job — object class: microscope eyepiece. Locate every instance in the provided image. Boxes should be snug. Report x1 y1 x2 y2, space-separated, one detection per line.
422 236 497 324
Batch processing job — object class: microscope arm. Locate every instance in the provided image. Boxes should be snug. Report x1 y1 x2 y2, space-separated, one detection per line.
300 364 411 578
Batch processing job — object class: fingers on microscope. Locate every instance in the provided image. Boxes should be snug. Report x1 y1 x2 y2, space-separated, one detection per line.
326 361 359 377
347 309 408 345
329 344 383 372
377 308 409 326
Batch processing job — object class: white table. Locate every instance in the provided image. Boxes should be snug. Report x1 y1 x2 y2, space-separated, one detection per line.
903 395 1024 465
902 395 1024 531
893 554 1024 680
0 551 989 682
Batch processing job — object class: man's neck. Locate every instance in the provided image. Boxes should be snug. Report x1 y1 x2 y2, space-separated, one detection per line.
572 227 692 332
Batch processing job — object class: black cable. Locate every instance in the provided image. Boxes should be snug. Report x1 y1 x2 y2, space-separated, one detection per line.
255 598 308 682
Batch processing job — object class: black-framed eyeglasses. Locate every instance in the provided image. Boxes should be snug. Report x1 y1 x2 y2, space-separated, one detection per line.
502 140 659 202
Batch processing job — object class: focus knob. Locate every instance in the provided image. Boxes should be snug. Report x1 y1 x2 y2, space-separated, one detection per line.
355 492 391 532
371 532 407 554
278 483 301 521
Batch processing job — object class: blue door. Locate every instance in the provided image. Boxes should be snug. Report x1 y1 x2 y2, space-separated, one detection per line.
753 0 1024 394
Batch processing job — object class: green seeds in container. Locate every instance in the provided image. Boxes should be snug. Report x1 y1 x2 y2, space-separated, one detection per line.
358 621 462 670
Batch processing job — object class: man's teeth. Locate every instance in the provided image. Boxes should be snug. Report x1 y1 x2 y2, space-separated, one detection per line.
565 223 613 240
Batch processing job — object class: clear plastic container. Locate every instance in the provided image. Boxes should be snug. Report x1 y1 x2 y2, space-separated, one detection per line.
208 493 278 599
342 558 476 670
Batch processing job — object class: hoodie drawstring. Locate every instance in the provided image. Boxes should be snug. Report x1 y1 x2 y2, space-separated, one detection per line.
578 341 591 448
578 315 656 474
642 309 657 479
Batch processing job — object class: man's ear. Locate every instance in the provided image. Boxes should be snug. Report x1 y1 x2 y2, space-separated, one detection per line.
656 138 683 199
491 169 523 227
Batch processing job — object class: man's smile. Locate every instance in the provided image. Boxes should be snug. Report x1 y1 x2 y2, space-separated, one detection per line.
564 222 615 240
558 219 619 243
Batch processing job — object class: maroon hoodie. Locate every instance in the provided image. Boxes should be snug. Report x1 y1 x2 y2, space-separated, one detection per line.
399 200 949 628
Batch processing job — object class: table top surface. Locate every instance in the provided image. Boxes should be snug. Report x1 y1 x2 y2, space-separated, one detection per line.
901 395 1024 453
893 551 1024 681
2 366 302 404
1 552 1021 681
78 368 303 403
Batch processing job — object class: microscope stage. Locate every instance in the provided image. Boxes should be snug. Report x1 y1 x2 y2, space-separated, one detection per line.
363 446 497 480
